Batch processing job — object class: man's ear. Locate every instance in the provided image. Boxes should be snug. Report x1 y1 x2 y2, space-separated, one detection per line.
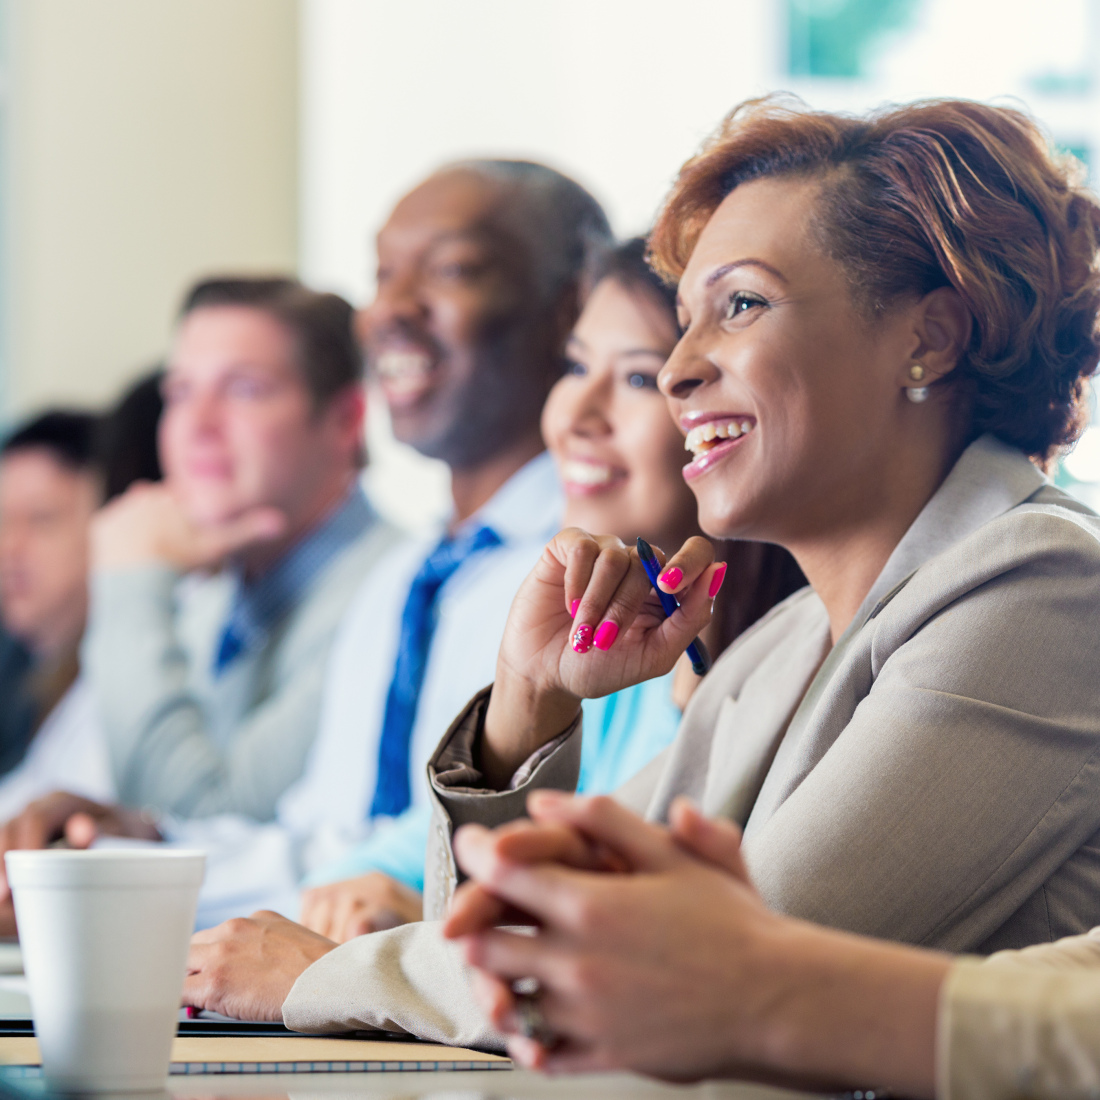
550 279 583 353
324 384 366 464
906 286 973 384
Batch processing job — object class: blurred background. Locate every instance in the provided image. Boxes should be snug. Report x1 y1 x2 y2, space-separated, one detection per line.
0 0 1098 526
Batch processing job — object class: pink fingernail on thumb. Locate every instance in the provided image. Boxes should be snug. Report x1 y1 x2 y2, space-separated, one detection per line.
659 566 683 590
593 621 619 650
708 562 728 599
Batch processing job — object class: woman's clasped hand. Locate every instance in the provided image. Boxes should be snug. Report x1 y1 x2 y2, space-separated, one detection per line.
443 793 948 1098
443 793 788 1079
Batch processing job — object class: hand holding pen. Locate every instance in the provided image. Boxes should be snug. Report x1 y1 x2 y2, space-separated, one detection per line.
635 537 714 675
481 528 726 787
562 532 723 676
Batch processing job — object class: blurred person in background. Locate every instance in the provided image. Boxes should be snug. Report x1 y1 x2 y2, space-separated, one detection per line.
0 163 609 928
298 238 804 942
154 160 612 928
0 627 34 788
0 412 110 823
96 367 165 500
0 374 167 841
0 277 400 877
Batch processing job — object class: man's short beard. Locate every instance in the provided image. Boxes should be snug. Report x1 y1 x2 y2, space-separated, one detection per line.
414 340 555 470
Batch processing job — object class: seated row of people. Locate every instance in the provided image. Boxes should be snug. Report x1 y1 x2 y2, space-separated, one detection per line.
178 94 1100 1100
0 164 802 936
3 92 1100 1097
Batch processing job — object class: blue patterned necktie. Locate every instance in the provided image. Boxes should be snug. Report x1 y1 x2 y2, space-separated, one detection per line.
213 624 246 673
370 524 502 818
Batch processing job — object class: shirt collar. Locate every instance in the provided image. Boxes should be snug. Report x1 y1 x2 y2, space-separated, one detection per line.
225 485 376 653
452 450 563 545
847 434 1046 637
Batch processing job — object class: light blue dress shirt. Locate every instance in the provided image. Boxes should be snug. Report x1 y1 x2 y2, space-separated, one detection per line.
167 452 566 927
303 671 682 892
213 489 377 674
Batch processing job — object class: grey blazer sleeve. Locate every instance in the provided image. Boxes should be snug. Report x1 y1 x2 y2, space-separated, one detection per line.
421 687 580 920
285 693 673 1046
84 566 340 819
85 524 398 820
421 686 666 920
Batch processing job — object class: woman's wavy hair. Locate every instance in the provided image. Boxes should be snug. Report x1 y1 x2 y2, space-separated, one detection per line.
649 95 1100 462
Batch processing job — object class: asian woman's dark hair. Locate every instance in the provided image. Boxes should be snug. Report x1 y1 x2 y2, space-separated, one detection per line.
96 368 165 503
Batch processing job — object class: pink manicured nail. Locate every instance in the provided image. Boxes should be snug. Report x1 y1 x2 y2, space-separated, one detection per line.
572 623 594 653
659 566 683 590
593 621 619 651
570 598 580 618
708 562 728 599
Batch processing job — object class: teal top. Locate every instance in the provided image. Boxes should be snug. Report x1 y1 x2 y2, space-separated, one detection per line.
303 672 682 892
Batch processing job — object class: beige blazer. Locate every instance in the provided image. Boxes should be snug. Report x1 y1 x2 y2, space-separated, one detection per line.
940 929 1100 1099
284 435 1100 1048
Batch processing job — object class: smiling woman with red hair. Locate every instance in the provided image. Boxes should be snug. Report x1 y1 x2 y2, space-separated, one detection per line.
182 96 1100 1096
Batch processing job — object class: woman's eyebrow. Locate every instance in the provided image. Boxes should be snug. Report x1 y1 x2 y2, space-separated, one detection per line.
617 348 668 359
705 258 788 287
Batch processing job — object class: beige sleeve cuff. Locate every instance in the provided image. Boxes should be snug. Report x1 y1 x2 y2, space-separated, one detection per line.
938 933 1100 1099
419 686 583 921
427 685 582 832
282 920 503 1051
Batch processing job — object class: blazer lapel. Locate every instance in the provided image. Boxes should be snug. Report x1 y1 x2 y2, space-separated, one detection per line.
703 614 831 825
745 435 1049 831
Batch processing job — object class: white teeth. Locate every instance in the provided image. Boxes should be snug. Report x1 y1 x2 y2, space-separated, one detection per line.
375 351 432 378
375 351 433 379
560 460 615 486
374 351 435 398
683 418 756 459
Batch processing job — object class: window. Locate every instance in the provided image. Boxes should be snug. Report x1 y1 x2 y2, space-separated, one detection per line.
786 0 920 79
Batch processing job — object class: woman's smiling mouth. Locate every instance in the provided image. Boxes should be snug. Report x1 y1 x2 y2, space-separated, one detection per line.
682 416 756 480
559 456 628 495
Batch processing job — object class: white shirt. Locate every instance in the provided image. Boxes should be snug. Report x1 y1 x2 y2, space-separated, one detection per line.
0 677 113 824
166 453 563 927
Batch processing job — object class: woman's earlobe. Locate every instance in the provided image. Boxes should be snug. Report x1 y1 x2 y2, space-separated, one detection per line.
905 363 930 403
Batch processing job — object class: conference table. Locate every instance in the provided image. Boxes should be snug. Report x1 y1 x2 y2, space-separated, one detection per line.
0 1028 834 1100
0 951 846 1100
1 1056 830 1100
0 1034 837 1100
167 1067 830 1100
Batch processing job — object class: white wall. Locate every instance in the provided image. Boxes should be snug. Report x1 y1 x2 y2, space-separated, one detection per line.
3 0 299 419
300 0 780 301
300 0 782 528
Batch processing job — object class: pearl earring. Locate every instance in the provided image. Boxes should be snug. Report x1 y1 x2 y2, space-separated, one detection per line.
906 362 929 404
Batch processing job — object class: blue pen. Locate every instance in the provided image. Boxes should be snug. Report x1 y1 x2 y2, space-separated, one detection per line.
636 537 712 676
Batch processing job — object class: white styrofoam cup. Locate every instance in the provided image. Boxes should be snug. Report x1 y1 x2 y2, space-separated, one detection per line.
6 849 205 1092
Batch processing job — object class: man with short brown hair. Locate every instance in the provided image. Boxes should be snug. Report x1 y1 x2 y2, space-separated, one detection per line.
0 278 399 869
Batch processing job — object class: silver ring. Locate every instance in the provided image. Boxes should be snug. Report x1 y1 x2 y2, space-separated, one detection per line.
513 989 557 1046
